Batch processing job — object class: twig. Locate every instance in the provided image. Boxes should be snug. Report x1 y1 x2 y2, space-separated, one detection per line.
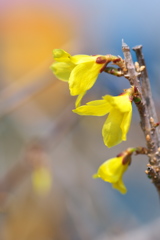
132 45 160 146
122 41 151 149
122 41 160 193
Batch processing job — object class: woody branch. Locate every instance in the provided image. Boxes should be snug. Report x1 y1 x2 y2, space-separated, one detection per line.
122 41 160 193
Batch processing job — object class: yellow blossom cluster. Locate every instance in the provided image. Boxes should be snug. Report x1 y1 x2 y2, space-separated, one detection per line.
51 49 110 107
51 49 135 194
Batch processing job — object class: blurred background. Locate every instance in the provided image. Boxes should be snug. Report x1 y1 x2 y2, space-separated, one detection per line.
1 0 160 239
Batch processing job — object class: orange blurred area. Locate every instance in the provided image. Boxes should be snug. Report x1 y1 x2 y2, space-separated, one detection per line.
2 2 74 81
0 1 77 121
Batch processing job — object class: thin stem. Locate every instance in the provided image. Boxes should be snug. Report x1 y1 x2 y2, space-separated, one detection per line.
104 67 123 77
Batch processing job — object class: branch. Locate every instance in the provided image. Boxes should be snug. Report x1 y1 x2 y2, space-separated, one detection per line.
122 41 160 193
122 41 151 149
132 45 160 146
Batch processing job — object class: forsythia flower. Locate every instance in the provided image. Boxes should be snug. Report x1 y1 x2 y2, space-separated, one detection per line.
51 49 110 107
93 148 135 194
32 167 52 195
93 156 129 194
73 88 133 148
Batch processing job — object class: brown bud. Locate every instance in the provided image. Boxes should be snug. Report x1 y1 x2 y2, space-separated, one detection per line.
139 66 145 72
150 159 155 164
146 134 151 141
96 56 106 64
150 117 154 123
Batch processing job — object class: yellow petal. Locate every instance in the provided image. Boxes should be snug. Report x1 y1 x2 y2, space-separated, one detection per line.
71 55 95 64
53 49 71 62
73 99 111 116
103 93 131 113
97 157 128 182
96 157 123 182
92 173 99 179
102 109 123 147
112 178 127 194
51 61 75 81
121 110 132 141
75 92 86 108
69 61 102 95
93 156 129 194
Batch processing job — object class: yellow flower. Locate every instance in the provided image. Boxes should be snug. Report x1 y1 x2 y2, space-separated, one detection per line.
93 156 129 194
93 148 135 194
32 167 52 195
51 49 109 106
73 88 133 147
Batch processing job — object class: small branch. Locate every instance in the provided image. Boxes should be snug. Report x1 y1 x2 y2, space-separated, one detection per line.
122 41 152 149
132 45 160 147
104 67 124 77
122 41 160 193
132 46 157 118
135 147 148 155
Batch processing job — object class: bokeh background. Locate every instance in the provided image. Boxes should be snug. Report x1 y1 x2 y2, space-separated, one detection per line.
1 0 160 239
